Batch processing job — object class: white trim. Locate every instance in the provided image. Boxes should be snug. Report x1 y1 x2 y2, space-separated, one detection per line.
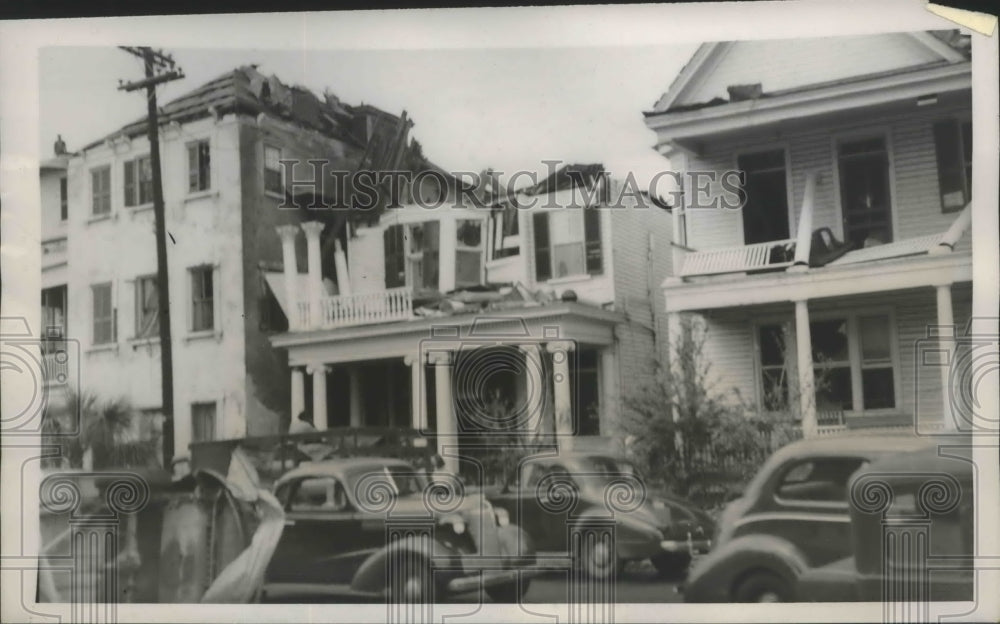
646 63 971 141
650 42 725 113
663 252 971 312
905 31 967 64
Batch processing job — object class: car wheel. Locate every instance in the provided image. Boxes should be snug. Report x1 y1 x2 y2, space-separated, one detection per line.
388 561 434 603
733 571 791 603
486 577 532 603
575 534 619 580
650 552 692 580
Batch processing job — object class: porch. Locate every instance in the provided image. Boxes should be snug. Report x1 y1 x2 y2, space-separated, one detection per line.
270 303 624 474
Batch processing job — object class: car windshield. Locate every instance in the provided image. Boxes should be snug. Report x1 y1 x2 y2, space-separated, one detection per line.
348 464 428 501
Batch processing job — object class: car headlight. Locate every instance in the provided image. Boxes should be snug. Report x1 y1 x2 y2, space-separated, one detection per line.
441 514 466 535
494 507 510 527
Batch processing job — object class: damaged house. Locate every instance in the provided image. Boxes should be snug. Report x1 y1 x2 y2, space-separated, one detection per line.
644 30 974 436
266 162 673 473
53 65 414 458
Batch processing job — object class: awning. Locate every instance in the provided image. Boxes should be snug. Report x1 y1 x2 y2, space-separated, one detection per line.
262 271 313 319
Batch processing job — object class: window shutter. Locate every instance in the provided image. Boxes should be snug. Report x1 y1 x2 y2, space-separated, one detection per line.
124 161 136 207
932 121 966 213
584 206 603 275
533 212 551 282
384 225 405 288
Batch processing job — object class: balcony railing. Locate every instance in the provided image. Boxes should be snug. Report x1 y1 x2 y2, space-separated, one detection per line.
297 287 414 330
679 239 796 277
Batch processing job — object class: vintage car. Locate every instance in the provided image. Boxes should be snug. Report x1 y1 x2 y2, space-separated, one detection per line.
681 433 936 602
796 445 974 602
261 457 537 603
487 452 714 579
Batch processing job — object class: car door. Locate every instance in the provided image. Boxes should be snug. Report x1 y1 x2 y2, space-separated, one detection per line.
267 475 364 585
764 456 869 567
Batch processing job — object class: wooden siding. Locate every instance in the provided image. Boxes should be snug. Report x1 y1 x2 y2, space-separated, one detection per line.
683 96 972 253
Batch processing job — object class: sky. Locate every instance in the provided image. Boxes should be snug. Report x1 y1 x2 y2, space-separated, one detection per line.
39 44 697 189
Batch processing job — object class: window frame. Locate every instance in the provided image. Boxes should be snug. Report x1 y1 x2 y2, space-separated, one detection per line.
189 264 217 334
187 139 211 193
532 206 604 283
772 456 870 509
830 127 898 247
90 165 112 217
932 116 973 214
190 401 218 443
91 282 115 346
490 203 521 260
732 144 794 246
454 218 485 288
752 307 901 417
133 274 160 340
123 155 154 208
263 144 283 195
59 176 68 221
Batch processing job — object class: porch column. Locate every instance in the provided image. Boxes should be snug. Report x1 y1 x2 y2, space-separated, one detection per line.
519 344 545 439
547 340 576 451
290 367 305 422
334 238 352 297
301 221 325 329
349 368 363 427
794 300 818 437
935 283 956 431
309 363 329 430
276 225 300 330
404 353 425 429
428 351 459 474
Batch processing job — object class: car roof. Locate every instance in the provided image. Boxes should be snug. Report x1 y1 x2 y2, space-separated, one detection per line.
274 457 414 487
768 432 935 462
524 451 625 465
859 445 973 480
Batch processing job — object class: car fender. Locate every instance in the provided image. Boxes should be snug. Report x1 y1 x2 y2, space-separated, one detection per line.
350 533 456 594
684 534 810 602
571 508 661 561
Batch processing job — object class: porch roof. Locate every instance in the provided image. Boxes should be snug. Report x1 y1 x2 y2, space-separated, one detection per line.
663 249 972 313
271 301 624 366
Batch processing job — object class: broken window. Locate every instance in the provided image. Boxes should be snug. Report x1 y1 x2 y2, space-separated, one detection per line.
933 119 973 213
737 149 790 245
124 155 153 207
837 137 892 247
383 224 406 289
407 221 440 292
187 140 211 193
490 203 520 260
91 166 111 216
134 275 159 339
264 145 283 194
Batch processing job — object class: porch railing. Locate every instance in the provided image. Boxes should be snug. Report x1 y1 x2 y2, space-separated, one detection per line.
679 238 796 277
296 287 414 330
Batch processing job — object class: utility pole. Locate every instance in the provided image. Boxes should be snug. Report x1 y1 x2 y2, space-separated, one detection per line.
118 47 184 468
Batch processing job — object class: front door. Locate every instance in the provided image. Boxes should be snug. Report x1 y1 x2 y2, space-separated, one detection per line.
838 137 893 248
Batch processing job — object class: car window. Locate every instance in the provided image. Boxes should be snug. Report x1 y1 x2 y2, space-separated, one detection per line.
290 476 349 512
775 457 868 503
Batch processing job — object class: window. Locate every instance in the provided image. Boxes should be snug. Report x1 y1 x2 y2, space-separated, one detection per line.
758 324 791 411
755 313 897 414
837 137 892 247
187 140 211 193
290 477 349 511
91 166 111 216
384 224 406 288
124 155 153 207
533 208 602 282
455 219 484 288
811 318 854 411
406 221 440 292
41 285 67 340
737 150 790 244
264 145 282 194
191 402 217 442
190 266 214 332
775 457 868 503
490 204 520 259
933 119 973 213
92 282 115 345
59 177 68 221
570 348 601 436
134 275 159 339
